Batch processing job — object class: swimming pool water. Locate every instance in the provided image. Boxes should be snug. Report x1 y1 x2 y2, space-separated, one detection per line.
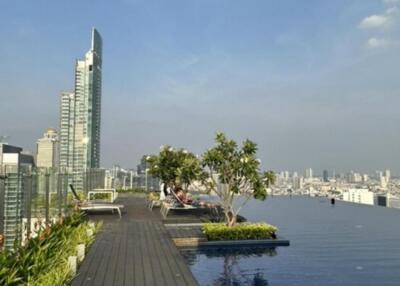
181 196 400 285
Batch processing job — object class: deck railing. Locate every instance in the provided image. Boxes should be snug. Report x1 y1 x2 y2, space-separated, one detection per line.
0 167 105 250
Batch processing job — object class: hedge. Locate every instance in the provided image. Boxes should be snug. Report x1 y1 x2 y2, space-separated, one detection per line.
117 187 146 193
203 223 278 241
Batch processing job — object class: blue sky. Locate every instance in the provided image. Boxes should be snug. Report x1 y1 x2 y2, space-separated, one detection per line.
0 0 399 175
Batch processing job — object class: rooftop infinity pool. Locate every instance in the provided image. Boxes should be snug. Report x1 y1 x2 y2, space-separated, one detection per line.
181 196 400 285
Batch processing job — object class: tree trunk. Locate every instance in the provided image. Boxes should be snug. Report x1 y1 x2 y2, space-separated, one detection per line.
225 209 237 227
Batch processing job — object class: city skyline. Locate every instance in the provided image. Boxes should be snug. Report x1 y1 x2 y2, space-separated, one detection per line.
0 0 399 174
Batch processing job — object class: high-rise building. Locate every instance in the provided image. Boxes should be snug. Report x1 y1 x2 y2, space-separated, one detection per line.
305 168 313 179
135 156 160 191
342 189 374 205
292 175 304 190
284 171 290 180
36 128 59 168
323 170 329 182
380 176 388 189
59 92 75 170
59 28 103 189
385 169 391 182
0 143 35 249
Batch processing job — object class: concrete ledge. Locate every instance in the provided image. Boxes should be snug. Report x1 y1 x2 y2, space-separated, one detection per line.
173 237 207 247
176 237 290 248
198 238 290 247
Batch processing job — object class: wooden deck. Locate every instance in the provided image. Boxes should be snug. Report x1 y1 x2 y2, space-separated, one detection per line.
71 195 198 286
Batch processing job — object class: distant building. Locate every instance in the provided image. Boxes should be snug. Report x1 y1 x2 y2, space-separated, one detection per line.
342 189 374 205
110 165 133 190
305 168 313 179
323 170 329 182
59 91 75 170
385 169 391 182
292 176 304 190
348 171 362 183
386 193 400 209
36 128 59 168
380 176 388 189
59 28 103 190
376 194 400 209
0 143 35 249
376 195 387 207
284 171 290 180
135 156 160 191
137 155 150 175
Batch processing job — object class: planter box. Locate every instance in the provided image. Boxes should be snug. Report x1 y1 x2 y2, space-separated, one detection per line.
198 238 290 248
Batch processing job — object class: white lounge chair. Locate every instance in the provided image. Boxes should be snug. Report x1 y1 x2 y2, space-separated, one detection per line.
160 190 224 220
69 185 124 218
160 191 202 219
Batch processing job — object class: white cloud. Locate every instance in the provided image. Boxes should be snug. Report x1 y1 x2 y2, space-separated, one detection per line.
366 37 388 48
359 14 390 29
359 4 399 29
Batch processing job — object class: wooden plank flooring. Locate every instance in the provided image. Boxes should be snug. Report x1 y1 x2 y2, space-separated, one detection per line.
71 195 198 286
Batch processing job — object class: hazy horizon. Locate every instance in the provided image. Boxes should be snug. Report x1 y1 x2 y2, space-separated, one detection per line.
0 0 399 175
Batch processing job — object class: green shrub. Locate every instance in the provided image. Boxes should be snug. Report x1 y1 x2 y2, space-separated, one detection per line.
147 192 160 201
117 187 146 193
0 213 102 286
89 193 112 200
203 223 278 241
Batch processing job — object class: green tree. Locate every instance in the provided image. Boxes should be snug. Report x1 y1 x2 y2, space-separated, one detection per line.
146 145 207 194
202 132 275 227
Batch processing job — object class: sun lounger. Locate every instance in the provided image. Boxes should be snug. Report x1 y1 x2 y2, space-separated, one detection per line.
160 190 221 219
69 185 124 218
160 198 195 218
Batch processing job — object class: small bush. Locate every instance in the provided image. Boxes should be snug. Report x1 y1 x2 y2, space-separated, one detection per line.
203 223 278 241
147 192 160 201
117 187 146 193
89 193 111 200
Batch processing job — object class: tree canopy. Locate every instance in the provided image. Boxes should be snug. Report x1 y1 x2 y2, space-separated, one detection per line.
146 145 207 192
202 132 275 226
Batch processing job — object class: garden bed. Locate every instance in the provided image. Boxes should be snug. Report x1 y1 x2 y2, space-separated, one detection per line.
167 223 290 248
0 213 102 286
203 223 278 241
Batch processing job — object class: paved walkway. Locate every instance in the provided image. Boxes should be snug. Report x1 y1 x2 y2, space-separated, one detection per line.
71 195 198 286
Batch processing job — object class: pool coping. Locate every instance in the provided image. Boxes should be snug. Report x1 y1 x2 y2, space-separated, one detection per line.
175 237 290 248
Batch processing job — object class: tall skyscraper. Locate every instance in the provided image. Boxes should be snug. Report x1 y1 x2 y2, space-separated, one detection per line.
59 91 75 170
36 128 59 168
305 168 313 179
323 170 329 182
385 169 391 182
59 28 103 189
